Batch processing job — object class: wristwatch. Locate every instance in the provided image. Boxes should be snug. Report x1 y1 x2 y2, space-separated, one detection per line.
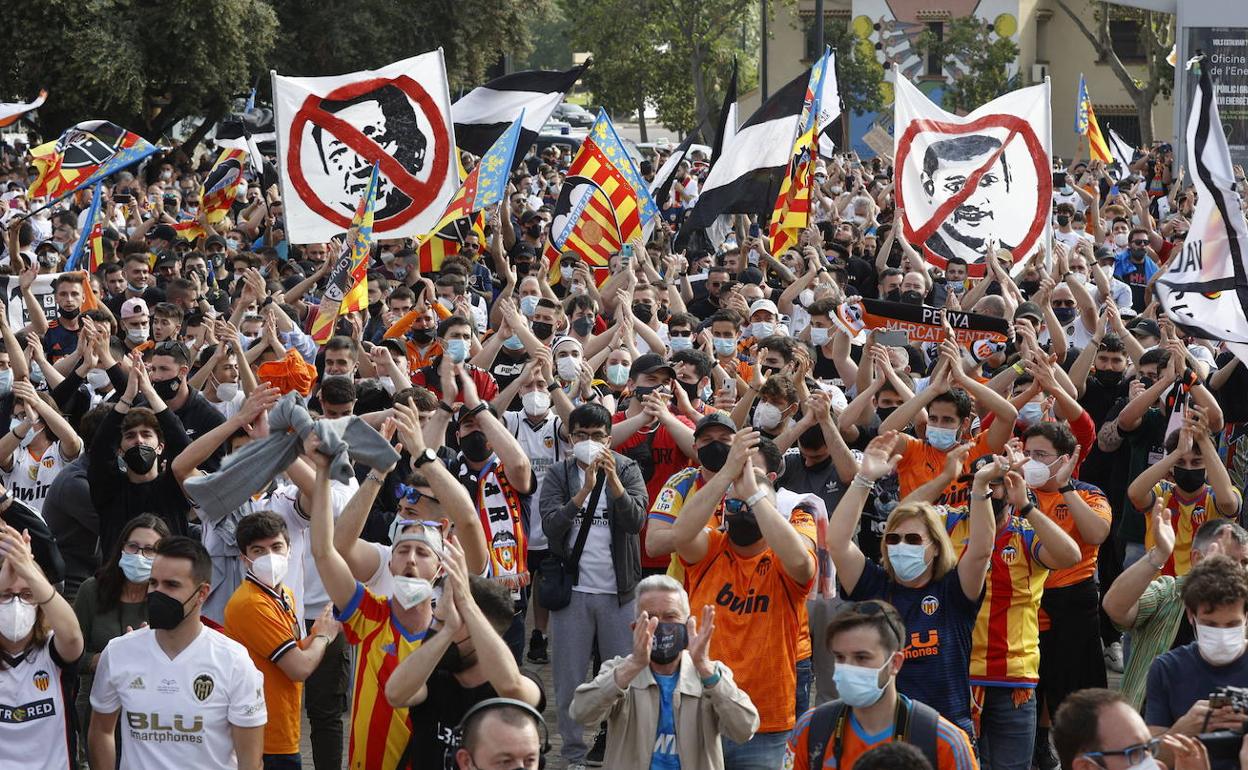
412 448 438 468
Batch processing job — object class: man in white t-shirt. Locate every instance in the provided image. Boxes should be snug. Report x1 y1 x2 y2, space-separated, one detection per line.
88 536 267 770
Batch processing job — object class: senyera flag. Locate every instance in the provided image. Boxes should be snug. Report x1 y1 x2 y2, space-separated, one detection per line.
1075 74 1112 165
272 51 457 244
0 90 46 128
310 163 379 345
544 112 658 283
769 48 831 257
174 148 248 243
893 71 1052 278
1156 58 1248 366
27 120 160 201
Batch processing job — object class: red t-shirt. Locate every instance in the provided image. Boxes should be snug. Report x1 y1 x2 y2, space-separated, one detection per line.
612 410 694 568
412 361 499 403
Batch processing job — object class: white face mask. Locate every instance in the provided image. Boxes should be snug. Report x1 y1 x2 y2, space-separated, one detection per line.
1021 458 1052 487
573 440 604 467
521 389 550 417
752 402 785 431
810 327 830 346
556 355 581 382
1195 621 1247 666
560 266 576 282
799 289 815 307
0 598 36 642
215 381 240 401
751 321 775 339
1113 232 1129 248
391 575 434 609
126 327 149 344
247 553 289 588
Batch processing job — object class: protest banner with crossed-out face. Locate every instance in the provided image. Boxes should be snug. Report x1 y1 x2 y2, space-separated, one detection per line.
893 72 1052 279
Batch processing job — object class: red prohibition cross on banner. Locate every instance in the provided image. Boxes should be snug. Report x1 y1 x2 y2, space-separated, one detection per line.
286 75 452 231
894 114 1051 275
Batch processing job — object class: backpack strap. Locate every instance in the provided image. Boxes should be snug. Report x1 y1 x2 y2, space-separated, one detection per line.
807 701 848 770
897 698 942 770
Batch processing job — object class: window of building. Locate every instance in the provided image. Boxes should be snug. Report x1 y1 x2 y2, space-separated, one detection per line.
926 22 944 77
1108 19 1146 63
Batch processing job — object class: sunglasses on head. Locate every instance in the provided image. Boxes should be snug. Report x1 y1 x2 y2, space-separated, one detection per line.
883 532 925 546
396 484 440 507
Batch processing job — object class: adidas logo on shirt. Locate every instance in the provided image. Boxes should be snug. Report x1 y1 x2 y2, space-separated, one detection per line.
128 677 145 690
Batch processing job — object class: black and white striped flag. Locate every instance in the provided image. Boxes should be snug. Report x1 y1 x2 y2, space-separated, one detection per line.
452 64 590 158
1156 58 1248 364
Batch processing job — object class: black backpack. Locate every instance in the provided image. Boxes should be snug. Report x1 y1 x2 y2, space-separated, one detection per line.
806 698 941 770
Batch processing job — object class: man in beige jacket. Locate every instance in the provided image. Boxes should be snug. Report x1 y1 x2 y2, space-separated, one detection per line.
569 575 759 770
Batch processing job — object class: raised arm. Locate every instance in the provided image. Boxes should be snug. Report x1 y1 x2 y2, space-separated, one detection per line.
670 429 756 565
459 365 533 494
1104 497 1172 628
739 454 815 583
831 432 902 594
306 433 360 610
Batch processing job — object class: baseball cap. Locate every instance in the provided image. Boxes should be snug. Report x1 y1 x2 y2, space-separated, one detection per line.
148 224 177 242
1128 318 1161 339
204 234 227 250
629 353 675 382
1014 301 1044 324
693 411 736 438
748 299 780 319
121 298 149 320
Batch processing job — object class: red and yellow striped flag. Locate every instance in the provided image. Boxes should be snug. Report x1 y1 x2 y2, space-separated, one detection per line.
310 164 378 345
769 52 829 256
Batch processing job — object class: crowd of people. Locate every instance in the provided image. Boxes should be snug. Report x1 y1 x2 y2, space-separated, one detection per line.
0 129 1246 770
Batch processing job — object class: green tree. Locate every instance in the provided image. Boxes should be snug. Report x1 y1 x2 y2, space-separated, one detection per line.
918 17 1020 114
515 3 576 71
1052 0 1173 145
825 19 885 116
268 0 549 94
1 0 278 140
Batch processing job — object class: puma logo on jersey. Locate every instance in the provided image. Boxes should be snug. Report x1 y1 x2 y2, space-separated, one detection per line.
715 583 770 615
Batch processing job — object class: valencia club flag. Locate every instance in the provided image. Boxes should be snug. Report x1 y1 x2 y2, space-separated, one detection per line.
545 112 658 282
417 212 487 273
1076 75 1112 164
174 148 248 243
769 48 830 257
27 121 160 201
310 163 379 345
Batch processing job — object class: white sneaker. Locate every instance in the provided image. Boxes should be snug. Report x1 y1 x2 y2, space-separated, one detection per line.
568 764 589 770
1105 641 1124 673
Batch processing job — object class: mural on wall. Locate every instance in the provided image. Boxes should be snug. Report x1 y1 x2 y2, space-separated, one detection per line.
846 0 1021 156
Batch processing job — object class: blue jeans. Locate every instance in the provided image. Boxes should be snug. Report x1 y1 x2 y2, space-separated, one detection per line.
722 730 790 770
978 687 1037 770
795 657 814 720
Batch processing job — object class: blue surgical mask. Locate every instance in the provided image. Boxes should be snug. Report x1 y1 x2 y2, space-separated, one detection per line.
925 426 958 450
1054 307 1077 325
887 543 931 583
713 338 736 357
810 327 830 346
119 552 153 584
0 369 12 398
1018 401 1043 426
751 321 775 339
606 363 630 386
701 383 714 403
502 334 525 350
520 295 540 317
669 335 693 352
445 338 471 363
831 660 890 707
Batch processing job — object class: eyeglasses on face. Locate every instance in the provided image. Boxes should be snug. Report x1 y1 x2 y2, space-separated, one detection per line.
1022 450 1058 461
1130 240 1149 247
571 430 609 442
883 532 926 546
123 542 158 558
0 591 35 606
1080 737 1162 767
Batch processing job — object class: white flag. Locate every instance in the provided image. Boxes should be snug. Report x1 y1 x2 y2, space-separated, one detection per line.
893 72 1052 278
1156 61 1248 364
272 51 458 243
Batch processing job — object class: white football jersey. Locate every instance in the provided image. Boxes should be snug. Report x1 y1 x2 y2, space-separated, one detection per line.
0 638 76 770
90 626 266 770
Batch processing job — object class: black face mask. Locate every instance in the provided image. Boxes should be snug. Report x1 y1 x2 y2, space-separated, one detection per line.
677 379 700 403
515 262 533 277
1129 248 1146 263
572 316 594 336
991 496 1008 518
1094 369 1124 387
725 509 763 547
632 384 658 399
1019 280 1041 296
412 327 436 344
531 321 554 340
697 441 730 472
650 621 689 665
435 637 478 674
1055 214 1071 227
525 224 543 238
876 406 897 423
657 306 671 323
460 430 491 462
900 290 924 305
632 303 654 323
123 444 158 474
1138 375 1156 389
152 376 182 401
58 306 81 320
1172 467 1207 493
147 588 196 630
759 365 780 378
884 288 902 302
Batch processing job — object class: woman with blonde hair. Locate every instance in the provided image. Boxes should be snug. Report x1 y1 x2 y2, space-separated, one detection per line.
0 521 85 770
827 430 997 737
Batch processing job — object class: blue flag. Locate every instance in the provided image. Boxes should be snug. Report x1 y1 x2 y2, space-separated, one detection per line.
65 182 103 272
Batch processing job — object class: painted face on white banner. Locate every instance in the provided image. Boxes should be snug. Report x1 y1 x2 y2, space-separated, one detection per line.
920 135 1012 262
311 85 427 220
